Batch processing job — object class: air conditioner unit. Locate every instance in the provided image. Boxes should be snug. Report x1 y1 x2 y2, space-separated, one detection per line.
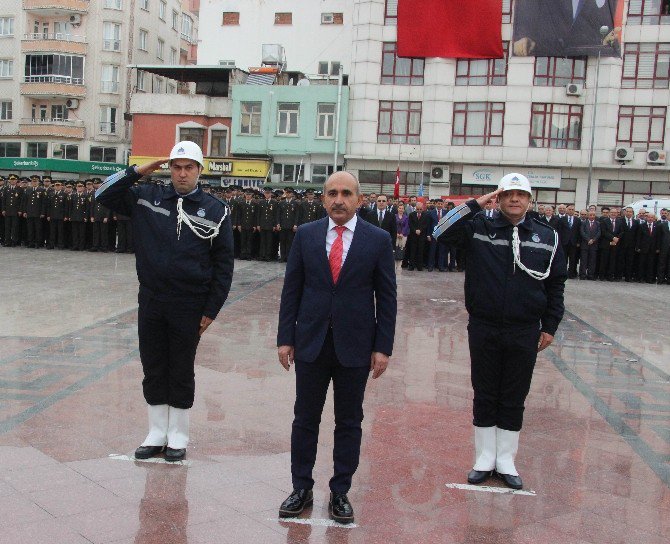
430 164 449 184
66 99 79 109
614 146 634 162
566 83 584 96
219 60 236 68
321 13 334 24
647 149 666 164
69 14 82 25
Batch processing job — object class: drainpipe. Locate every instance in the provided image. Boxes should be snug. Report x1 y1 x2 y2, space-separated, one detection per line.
333 65 343 171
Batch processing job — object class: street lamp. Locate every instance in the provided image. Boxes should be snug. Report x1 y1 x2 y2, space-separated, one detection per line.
585 25 611 208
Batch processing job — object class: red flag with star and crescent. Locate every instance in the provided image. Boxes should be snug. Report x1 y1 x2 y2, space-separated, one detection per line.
394 167 400 199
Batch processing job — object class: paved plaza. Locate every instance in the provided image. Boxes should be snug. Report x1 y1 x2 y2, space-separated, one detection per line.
0 249 668 544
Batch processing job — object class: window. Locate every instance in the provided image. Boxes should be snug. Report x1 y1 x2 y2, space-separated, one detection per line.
53 21 72 39
100 106 117 134
321 13 343 24
502 0 513 23
318 61 341 76
456 42 508 86
273 163 304 182
181 14 193 41
381 42 425 85
51 104 67 120
90 146 116 162
140 0 149 10
139 29 148 51
452 102 504 146
179 127 205 148
534 56 586 86
157 38 164 59
54 143 78 160
312 164 335 184
277 103 299 135
167 83 176 93
385 0 398 25
240 101 261 134
617 106 667 150
103 22 121 51
0 101 11 120
274 12 292 25
622 43 670 88
27 142 48 158
0 142 21 157
378 101 422 144
104 0 122 9
0 17 14 36
627 0 670 25
358 170 428 196
159 0 166 20
172 10 179 30
222 12 240 25
210 129 228 156
317 103 336 138
101 64 119 93
32 104 47 121
154 77 163 93
24 54 84 84
170 47 177 64
136 69 146 91
0 59 13 77
530 103 583 149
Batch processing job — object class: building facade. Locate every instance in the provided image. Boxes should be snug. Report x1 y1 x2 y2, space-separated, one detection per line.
0 0 198 179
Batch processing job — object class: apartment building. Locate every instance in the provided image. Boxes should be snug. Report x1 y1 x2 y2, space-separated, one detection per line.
0 0 198 178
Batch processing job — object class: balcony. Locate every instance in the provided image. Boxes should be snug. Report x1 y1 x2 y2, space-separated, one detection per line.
22 33 87 55
19 118 85 139
23 0 89 15
21 76 86 98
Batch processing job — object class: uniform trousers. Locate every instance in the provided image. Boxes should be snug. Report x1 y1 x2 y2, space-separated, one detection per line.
26 217 43 247
279 229 295 261
49 219 65 249
291 329 369 494
5 215 19 244
240 228 254 259
116 220 133 251
137 290 205 409
468 319 541 432
0 215 4 242
91 221 109 250
70 221 86 250
259 229 274 261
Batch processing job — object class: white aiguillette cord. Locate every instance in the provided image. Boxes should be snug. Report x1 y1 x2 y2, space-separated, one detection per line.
511 226 558 281
176 197 228 242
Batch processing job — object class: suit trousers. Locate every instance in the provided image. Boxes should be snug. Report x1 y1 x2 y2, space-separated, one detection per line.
409 234 426 269
137 291 205 409
562 244 579 277
428 238 446 270
618 246 636 280
598 245 617 279
638 252 657 283
579 245 598 279
468 320 540 432
291 329 369 494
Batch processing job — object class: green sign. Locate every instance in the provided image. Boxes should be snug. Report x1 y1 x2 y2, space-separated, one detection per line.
0 157 126 176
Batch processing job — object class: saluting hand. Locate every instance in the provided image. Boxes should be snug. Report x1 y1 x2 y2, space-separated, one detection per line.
278 345 294 371
137 158 169 177
475 188 503 209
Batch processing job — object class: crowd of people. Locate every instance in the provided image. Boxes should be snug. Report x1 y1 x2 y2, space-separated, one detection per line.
2 172 668 285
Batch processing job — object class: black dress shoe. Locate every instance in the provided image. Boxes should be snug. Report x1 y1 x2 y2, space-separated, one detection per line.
497 472 523 490
329 493 354 524
134 445 165 459
279 489 313 518
165 447 186 462
467 469 492 484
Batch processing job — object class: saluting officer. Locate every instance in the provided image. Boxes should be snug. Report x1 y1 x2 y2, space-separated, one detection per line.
96 141 234 462
256 187 278 261
434 173 566 490
235 188 257 260
68 181 89 251
277 187 299 262
2 174 22 247
46 181 68 249
23 175 46 248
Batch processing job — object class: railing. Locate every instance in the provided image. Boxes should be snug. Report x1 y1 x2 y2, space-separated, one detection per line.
23 32 86 42
24 75 84 84
21 117 84 126
99 121 117 134
102 39 121 51
100 80 119 93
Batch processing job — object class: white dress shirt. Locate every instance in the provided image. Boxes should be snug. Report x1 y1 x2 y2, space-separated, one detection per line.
326 214 357 262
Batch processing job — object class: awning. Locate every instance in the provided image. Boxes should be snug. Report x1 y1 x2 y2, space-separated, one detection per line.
126 64 242 82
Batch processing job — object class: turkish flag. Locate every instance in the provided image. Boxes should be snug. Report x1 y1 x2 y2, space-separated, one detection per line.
394 168 400 199
397 0 503 59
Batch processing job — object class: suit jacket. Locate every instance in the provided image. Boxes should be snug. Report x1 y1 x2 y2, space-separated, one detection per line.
277 216 397 366
580 219 600 245
365 207 397 240
619 217 639 249
658 221 670 252
599 216 623 249
539 215 560 230
636 222 660 254
558 215 581 246
408 210 431 238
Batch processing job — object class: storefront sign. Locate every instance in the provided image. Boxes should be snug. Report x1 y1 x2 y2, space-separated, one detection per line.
130 156 270 178
462 165 562 189
0 157 126 176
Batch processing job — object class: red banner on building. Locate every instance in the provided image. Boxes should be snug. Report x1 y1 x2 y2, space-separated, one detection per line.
397 0 503 59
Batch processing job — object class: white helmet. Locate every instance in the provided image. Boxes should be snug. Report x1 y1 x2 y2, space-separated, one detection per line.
169 140 204 167
498 173 532 195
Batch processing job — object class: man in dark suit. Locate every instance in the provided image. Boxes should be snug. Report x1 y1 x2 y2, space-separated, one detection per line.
579 210 600 280
407 201 431 271
540 205 560 230
558 205 581 278
364 193 397 241
427 199 448 271
657 209 670 284
277 171 397 524
636 212 660 283
597 206 623 280
617 206 638 282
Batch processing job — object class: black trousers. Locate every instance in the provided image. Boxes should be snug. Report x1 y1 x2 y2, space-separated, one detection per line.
279 229 295 261
91 221 109 250
291 329 369 494
563 244 579 278
259 229 274 261
468 320 540 432
5 215 19 244
27 217 43 247
618 245 636 281
0 215 4 242
49 219 65 248
409 234 426 269
638 251 657 283
137 291 205 409
117 220 133 251
240 228 254 259
657 248 670 282
71 221 86 250
598 245 617 279
579 245 597 279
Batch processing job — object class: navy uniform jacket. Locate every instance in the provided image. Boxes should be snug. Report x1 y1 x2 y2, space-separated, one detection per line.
96 166 234 320
277 216 397 367
435 200 567 335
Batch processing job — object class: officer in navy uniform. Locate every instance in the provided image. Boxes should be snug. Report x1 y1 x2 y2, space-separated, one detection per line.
256 187 278 261
23 175 46 248
277 187 299 262
2 174 22 247
46 181 67 249
68 181 89 251
435 173 566 490
234 188 257 260
297 188 325 225
96 141 234 462
0 176 6 244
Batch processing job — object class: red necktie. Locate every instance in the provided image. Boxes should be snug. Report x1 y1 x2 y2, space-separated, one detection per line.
329 225 346 284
